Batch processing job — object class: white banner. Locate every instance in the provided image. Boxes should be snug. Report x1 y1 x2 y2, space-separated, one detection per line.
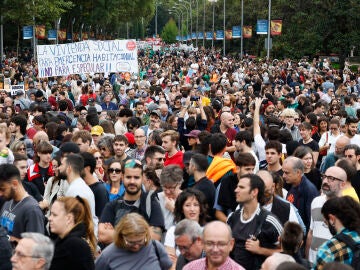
37 40 138 77
10 85 25 96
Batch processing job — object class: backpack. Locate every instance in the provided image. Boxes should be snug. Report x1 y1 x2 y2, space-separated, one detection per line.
335 233 360 270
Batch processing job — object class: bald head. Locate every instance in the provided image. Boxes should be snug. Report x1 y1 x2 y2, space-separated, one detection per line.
257 170 273 185
221 112 232 122
203 221 232 240
283 156 304 174
335 136 350 156
325 166 347 182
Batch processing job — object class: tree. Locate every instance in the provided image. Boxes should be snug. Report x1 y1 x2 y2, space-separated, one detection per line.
161 18 178 44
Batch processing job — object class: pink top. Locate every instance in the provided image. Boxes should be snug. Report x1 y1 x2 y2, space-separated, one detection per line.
183 257 245 270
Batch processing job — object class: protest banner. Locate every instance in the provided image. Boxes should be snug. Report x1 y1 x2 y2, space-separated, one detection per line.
37 40 138 77
10 85 25 96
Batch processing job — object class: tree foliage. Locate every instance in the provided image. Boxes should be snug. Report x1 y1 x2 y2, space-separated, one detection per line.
161 18 178 44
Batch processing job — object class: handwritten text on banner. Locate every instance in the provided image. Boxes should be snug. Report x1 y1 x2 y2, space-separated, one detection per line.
37 40 138 77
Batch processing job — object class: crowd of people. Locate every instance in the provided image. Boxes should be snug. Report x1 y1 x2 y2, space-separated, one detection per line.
0 47 360 270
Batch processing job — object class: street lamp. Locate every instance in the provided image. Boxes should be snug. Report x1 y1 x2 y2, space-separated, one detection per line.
223 0 226 56
208 0 217 49
179 0 192 43
203 0 206 47
240 0 243 59
267 0 271 60
175 3 189 39
155 1 162 37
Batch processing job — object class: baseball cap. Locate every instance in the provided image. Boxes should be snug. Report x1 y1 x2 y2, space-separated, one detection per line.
150 109 161 118
185 130 201 138
91 125 104 136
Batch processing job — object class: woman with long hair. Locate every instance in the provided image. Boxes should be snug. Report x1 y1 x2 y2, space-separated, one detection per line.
49 196 96 270
105 160 125 201
164 188 208 267
95 213 172 270
91 150 105 181
293 146 321 190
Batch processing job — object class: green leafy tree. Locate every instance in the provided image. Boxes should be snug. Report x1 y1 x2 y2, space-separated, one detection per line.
161 18 178 44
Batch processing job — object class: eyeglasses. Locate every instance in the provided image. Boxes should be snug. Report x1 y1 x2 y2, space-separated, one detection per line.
100 148 108 152
108 168 121 174
18 147 26 151
203 240 230 249
294 118 300 121
123 237 146 247
80 112 87 115
162 184 178 192
94 156 103 160
135 135 145 139
330 127 338 130
321 174 344 182
12 250 42 259
176 240 196 252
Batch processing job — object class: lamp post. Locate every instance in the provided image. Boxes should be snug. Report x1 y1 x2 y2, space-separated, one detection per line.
203 0 205 47
240 0 243 59
155 1 162 37
223 0 225 56
179 0 192 43
266 0 271 60
208 0 217 49
175 3 189 40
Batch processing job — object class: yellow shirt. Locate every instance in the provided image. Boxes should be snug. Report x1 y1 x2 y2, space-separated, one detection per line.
342 187 360 203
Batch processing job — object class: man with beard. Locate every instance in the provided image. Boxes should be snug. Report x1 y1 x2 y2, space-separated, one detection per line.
315 196 360 269
305 166 347 264
211 112 237 157
260 99 275 125
141 110 161 139
345 116 360 145
320 136 350 173
107 135 132 164
144 145 166 170
0 164 44 244
57 153 98 235
98 159 164 245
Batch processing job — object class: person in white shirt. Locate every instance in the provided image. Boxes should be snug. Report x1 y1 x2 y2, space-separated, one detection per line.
57 154 98 235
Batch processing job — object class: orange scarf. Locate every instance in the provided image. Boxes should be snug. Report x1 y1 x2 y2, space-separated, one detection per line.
206 156 237 183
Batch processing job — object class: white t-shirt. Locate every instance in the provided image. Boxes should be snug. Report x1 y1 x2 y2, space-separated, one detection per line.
308 195 332 263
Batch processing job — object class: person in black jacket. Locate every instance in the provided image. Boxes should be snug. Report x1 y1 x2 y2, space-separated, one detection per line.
48 196 96 270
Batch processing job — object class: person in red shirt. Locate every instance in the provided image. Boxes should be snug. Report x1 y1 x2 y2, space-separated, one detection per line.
48 88 58 110
161 130 184 169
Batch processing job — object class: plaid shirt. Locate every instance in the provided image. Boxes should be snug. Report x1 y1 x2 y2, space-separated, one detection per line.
314 229 360 270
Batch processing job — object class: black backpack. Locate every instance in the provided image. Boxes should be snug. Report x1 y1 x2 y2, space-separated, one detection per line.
335 233 360 270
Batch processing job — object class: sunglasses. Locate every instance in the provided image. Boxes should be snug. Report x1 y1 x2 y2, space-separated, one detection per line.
108 168 121 174
94 156 103 160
